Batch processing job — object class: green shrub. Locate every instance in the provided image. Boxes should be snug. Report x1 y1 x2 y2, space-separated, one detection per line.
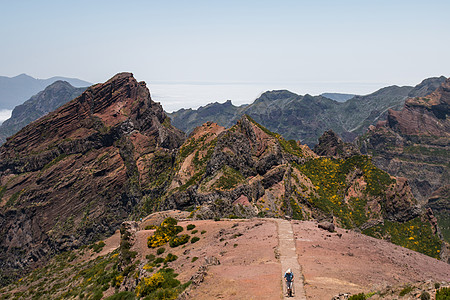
191 230 198 234
201 230 206 234
436 287 450 299
191 237 200 244
169 234 190 247
146 254 156 262
191 257 198 262
154 257 164 264
363 217 442 259
164 253 178 263
105 291 135 300
435 283 441 289
91 290 103 300
157 247 165 255
91 241 106 253
213 166 245 190
399 285 413 296
420 291 430 300
147 218 183 248
348 293 366 300
186 224 196 231
136 269 181 298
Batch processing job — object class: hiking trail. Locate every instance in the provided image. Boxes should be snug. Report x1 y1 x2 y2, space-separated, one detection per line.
277 219 307 299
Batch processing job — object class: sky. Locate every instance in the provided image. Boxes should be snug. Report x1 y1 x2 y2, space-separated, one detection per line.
1 0 449 113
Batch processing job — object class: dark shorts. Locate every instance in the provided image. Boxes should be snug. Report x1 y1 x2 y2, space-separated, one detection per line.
286 281 293 289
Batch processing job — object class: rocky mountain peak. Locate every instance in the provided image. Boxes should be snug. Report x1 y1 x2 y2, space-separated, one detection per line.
407 76 447 98
313 130 359 158
0 73 185 282
387 77 450 136
358 78 450 246
1 72 184 159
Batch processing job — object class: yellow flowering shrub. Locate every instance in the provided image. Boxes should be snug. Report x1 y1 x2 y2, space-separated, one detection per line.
147 218 183 248
363 217 441 259
135 272 165 297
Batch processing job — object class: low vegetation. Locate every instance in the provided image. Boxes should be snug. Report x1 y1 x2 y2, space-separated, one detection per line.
147 218 183 248
213 166 245 190
294 155 393 228
363 217 442 259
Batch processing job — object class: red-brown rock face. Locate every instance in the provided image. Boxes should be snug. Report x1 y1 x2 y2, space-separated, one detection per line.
387 78 450 136
359 77 449 251
0 73 185 282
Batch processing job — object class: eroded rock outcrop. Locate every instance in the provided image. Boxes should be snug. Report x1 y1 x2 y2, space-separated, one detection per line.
0 73 185 284
359 78 450 250
313 130 360 158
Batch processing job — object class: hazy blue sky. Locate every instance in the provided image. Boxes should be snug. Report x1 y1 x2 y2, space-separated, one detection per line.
1 0 449 111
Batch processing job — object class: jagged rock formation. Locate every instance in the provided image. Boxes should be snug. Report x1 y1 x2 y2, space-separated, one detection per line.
313 130 360 159
0 74 445 286
0 73 185 284
359 78 450 245
168 77 447 146
156 116 441 261
0 81 86 145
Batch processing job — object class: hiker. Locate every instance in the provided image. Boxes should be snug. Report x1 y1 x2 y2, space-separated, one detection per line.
284 268 294 297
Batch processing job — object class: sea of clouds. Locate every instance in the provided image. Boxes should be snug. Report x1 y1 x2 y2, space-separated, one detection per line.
0 109 12 124
148 81 385 113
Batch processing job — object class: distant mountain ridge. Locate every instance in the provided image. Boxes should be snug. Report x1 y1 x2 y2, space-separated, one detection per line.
168 76 447 146
0 81 86 145
0 73 91 109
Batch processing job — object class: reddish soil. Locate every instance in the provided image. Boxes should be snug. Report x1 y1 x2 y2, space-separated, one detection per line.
133 218 281 300
78 213 449 299
292 221 450 299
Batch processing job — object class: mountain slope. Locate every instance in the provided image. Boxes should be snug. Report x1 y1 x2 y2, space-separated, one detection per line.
0 74 445 287
0 73 185 284
0 216 448 300
0 73 91 110
0 81 86 145
154 116 443 261
359 77 450 244
168 77 446 146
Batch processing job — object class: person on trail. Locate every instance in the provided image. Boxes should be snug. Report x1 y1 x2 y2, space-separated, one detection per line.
284 268 294 297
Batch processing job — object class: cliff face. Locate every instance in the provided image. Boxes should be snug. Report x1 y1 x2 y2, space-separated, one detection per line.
359 78 450 243
0 73 185 283
0 81 86 145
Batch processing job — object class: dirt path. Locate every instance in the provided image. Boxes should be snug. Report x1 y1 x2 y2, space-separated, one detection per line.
277 219 307 299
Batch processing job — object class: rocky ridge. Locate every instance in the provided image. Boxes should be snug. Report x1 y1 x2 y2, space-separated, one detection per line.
0 73 185 284
359 77 450 246
168 76 447 146
156 116 443 262
0 73 445 286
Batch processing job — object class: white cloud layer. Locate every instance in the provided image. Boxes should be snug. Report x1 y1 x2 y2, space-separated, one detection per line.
0 109 12 124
